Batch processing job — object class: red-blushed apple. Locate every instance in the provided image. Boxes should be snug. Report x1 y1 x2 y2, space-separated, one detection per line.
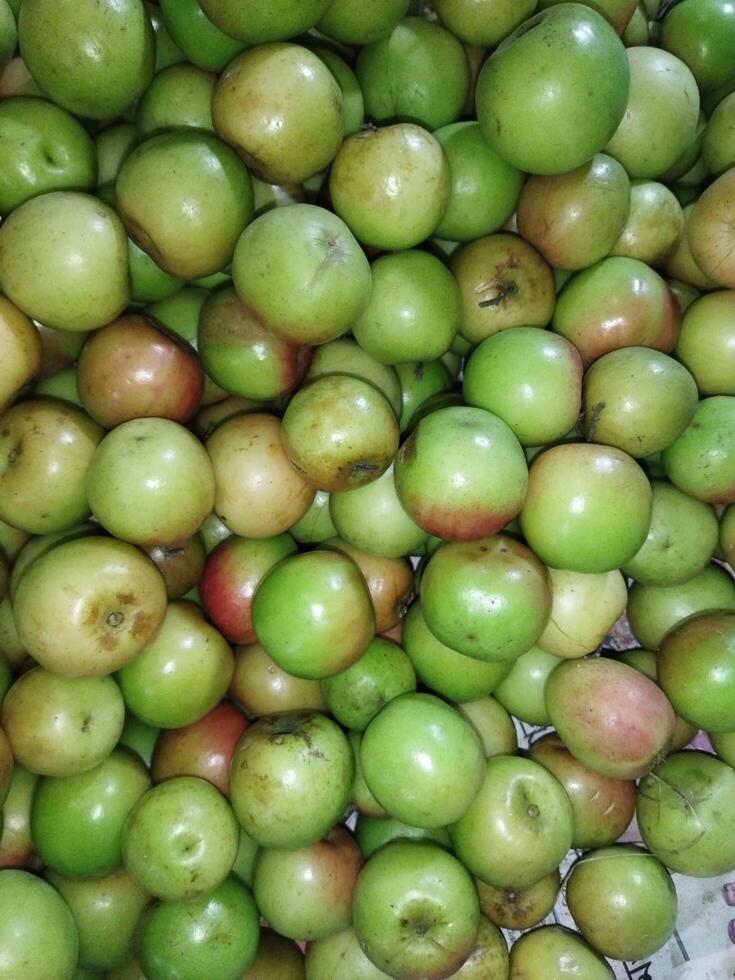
253 825 363 941
552 257 680 365
134 874 259 978
0 297 41 412
529 733 636 848
252 550 375 679
451 234 555 345
321 636 416 732
199 533 297 645
1 668 124 777
0 398 103 534
143 534 206 599
611 180 683 266
13 535 167 677
476 870 560 931
229 710 354 849
207 413 315 538
230 643 328 717
536 568 627 659
454 696 518 758
675 290 735 395
47 866 149 973
509 926 614 979
77 314 203 428
30 747 151 878
360 693 484 827
0 869 79 980
450 755 572 888
0 765 37 868
150 701 248 796
116 600 234 729
282 375 399 493
329 123 450 251
520 443 652 572
87 417 215 547
420 535 552 662
122 776 238 900
353 840 480 980
394 406 527 541
546 657 676 779
662 396 735 503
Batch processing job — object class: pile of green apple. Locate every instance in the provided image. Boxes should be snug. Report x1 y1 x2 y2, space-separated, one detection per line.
2 0 735 976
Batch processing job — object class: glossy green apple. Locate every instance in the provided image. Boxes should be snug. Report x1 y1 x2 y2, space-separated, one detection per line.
583 347 698 457
402 602 512 703
520 443 652 572
450 755 573 889
356 17 469 131
87 417 215 547
0 398 102 534
662 396 735 503
675 291 735 395
329 123 450 251
127 239 184 304
476 870 559 931
434 0 536 45
517 154 630 271
360 693 485 827
611 180 683 266
661 0 735 92
539 0 637 33
159 0 243 71
309 45 364 137
454 696 518 758
545 657 676 779
8 520 99 601
350 730 389 818
95 123 138 185
353 250 460 364
0 191 130 330
637 750 735 876
136 63 215 136
305 338 401 418
31 748 151 879
135 874 259 980
230 710 354 849
198 0 330 43
354 814 451 859
0 96 96 215
123 776 238 900
0 0 15 71
289 491 337 545
116 130 253 281
18 0 154 118
48 867 149 972
253 825 362 941
232 203 371 345
305 925 393 980
622 481 719 585
509 925 614 979
537 568 627 659
445 916 509 979
395 360 453 434
1 669 124 777
117 601 234 729
627 562 735 649
213 44 343 186
476 4 629 175
353 840 480 980
0 869 78 980
493 646 561 726
421 535 551 661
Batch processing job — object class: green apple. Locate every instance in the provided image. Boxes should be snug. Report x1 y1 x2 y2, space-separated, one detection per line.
537 568 627 659
509 925 614 979
661 0 735 92
136 63 215 135
0 870 79 980
317 0 410 44
454 696 518 758
493 645 561 726
688 167 735 289
611 180 683 266
662 396 735 503
159 0 244 72
198 0 331 43
476 870 559 931
675 291 735 395
434 0 536 45
305 338 402 418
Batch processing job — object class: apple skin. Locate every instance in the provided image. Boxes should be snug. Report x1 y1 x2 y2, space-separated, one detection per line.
151 701 248 796
356 17 469 131
243 928 305 980
476 3 629 175
493 646 561 726
444 915 509 979
662 396 735 503
354 814 452 859
675 291 735 396
0 725 12 808
230 642 328 716
0 397 103 535
0 765 38 869
0 191 130 331
230 710 353 849
545 657 676 780
0 869 79 980
661 0 735 92
305 925 392 980
252 550 375 679
143 534 206 600
637 750 735 876
689 168 735 290
435 0 536 45
420 535 552 662
329 123 450 251
611 180 683 267
253 825 363 941
214 43 343 186
627 562 735 650
199 0 330 43
537 568 627 659
353 840 480 980
394 406 527 541
199 533 296 645
475 870 560 931
305 338 401 419
703 93 735 177
116 130 253 281
18 0 154 119
122 776 239 901
15 536 168 678
529 733 636 848
722 505 735 567
135 874 259 980
158 0 244 72
665 202 718 291
360 692 485 827
321 538 414 633
455 697 518 758
136 63 215 136
450 755 572 890
611 649 695 752
520 443 652 573
1 668 125 777
0 96 96 216
622 480 719 586
116 601 235 729
552 256 680 366
47 866 149 973
509 925 614 980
